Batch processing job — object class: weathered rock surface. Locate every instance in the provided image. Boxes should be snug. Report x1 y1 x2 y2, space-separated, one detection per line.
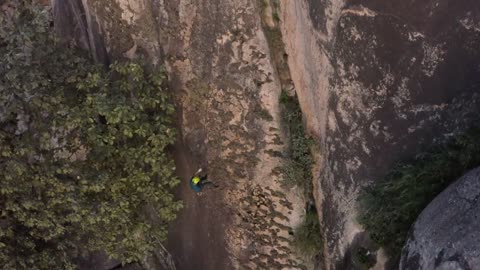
52 0 480 268
400 167 480 270
280 0 480 268
53 0 308 269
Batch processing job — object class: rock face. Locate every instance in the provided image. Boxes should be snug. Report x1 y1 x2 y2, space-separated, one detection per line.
52 0 480 268
52 0 109 64
53 0 308 269
280 0 480 268
400 167 480 270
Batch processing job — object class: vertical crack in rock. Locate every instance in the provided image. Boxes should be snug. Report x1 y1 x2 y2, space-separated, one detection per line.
51 0 480 269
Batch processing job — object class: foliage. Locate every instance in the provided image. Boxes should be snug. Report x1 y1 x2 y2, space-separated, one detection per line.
292 209 322 258
279 91 321 257
258 0 280 23
355 247 376 269
0 2 181 269
257 0 268 12
358 128 480 261
279 91 315 197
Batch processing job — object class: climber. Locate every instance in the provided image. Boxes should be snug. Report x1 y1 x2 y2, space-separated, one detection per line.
189 168 218 193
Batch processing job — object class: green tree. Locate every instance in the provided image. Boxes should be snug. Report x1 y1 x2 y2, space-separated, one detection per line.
0 2 181 269
359 128 480 261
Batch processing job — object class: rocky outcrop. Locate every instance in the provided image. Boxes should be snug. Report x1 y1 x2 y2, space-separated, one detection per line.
280 0 480 268
51 0 480 268
52 0 309 269
400 167 480 270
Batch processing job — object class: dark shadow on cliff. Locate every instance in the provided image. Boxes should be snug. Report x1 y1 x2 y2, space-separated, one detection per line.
52 0 109 65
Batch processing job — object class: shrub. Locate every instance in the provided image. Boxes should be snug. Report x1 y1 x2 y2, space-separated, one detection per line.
293 208 322 258
355 247 376 269
0 2 181 268
358 127 480 261
279 91 321 257
279 91 315 197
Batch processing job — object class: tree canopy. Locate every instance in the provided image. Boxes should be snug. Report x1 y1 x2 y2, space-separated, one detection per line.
0 2 181 269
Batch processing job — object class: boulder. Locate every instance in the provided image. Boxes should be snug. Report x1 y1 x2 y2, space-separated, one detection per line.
400 167 480 270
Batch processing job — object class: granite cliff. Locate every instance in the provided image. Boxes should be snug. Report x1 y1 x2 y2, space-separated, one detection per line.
51 0 480 269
